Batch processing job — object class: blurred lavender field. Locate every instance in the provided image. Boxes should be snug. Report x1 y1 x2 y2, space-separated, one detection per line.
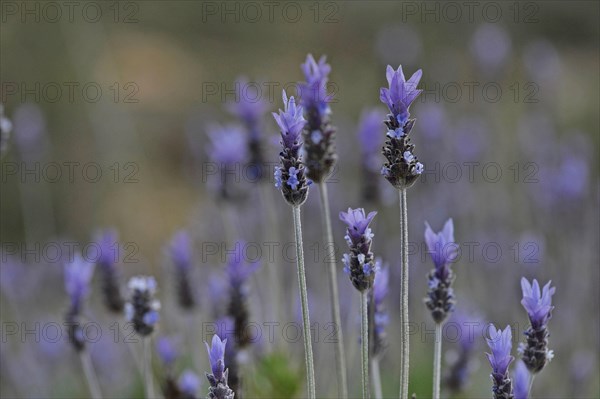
1 1 599 398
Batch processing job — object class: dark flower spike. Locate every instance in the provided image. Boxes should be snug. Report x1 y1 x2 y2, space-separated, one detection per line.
519 278 556 373
424 219 457 324
273 90 310 206
512 360 530 399
125 276 161 336
64 253 95 352
95 229 125 313
372 260 389 357
168 230 197 310
205 334 235 399
299 54 337 182
358 108 386 203
339 208 378 292
485 324 515 399
379 65 424 189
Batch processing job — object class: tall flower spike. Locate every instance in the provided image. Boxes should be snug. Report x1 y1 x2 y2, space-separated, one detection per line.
299 54 337 182
206 124 249 201
372 261 389 357
424 219 457 323
95 229 125 313
358 108 386 203
125 276 161 336
518 278 556 373
0 104 12 157
64 253 95 352
167 230 197 310
512 360 530 399
380 65 424 189
339 208 378 292
273 90 310 206
485 324 515 399
205 334 235 399
228 77 269 182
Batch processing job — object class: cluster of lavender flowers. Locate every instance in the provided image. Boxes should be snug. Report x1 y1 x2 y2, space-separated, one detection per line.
125 276 161 336
339 208 378 292
63 253 95 351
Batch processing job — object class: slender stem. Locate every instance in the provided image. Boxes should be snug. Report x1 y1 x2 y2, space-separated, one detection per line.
80 350 102 399
432 323 443 399
292 206 316 399
318 181 349 398
361 291 371 399
143 337 155 399
528 374 536 398
399 188 410 399
372 357 383 399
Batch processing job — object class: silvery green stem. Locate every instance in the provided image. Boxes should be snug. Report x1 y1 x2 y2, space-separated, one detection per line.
143 337 155 399
399 188 410 399
528 374 536 397
292 206 316 399
361 291 371 399
318 181 348 399
433 323 443 399
372 357 383 399
80 350 102 399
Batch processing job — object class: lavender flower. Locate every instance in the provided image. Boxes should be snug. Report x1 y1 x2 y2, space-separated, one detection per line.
273 90 309 206
228 77 269 181
0 104 12 157
178 369 201 399
512 361 530 399
380 65 424 189
205 334 234 399
485 324 515 399
64 253 95 351
206 124 248 201
167 230 196 310
299 54 337 182
519 278 556 373
357 108 386 203
424 219 457 323
372 261 389 357
94 229 124 313
339 208 378 292
125 276 161 336
157 336 179 369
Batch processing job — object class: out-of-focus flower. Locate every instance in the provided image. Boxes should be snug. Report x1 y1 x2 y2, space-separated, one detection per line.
339 208 378 292
485 324 515 399
513 360 530 399
178 369 201 398
519 278 555 373
470 24 511 72
156 336 179 368
273 90 310 206
357 108 386 203
0 104 12 156
206 124 249 201
125 276 161 336
523 40 562 85
63 253 95 352
372 261 389 357
167 230 197 310
94 229 124 313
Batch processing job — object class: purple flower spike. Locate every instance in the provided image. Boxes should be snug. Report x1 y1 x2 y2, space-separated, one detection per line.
205 334 227 381
93 229 124 313
273 90 306 148
300 54 332 119
228 77 268 136
156 336 178 367
206 124 248 165
339 208 377 245
380 65 422 124
520 278 555 330
64 253 95 310
178 369 201 396
372 261 389 357
486 324 514 399
513 360 530 399
339 208 377 292
169 230 192 271
424 219 457 280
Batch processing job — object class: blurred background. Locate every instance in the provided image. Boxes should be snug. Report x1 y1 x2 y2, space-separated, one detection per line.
1 1 598 398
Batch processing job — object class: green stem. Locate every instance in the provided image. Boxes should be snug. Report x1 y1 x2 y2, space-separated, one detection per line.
528 374 536 398
318 181 348 398
399 188 410 399
433 323 443 399
143 337 155 399
80 350 102 399
292 206 316 399
372 357 383 399
361 291 371 399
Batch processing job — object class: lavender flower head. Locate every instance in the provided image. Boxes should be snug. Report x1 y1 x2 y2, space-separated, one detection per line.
424 219 457 323
339 208 378 292
444 311 484 393
273 90 310 206
519 278 555 373
205 334 234 399
206 124 248 201
125 276 161 336
64 253 95 351
94 229 124 313
228 77 269 181
0 104 12 157
178 369 201 399
372 261 389 357
358 108 386 203
485 324 515 399
512 360 530 399
167 230 196 310
299 54 337 182
380 65 424 189
157 336 179 368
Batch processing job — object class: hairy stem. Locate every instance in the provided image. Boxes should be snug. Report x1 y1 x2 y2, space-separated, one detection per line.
433 323 443 399
318 181 348 398
80 350 102 399
399 188 410 399
361 291 371 399
292 206 316 399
